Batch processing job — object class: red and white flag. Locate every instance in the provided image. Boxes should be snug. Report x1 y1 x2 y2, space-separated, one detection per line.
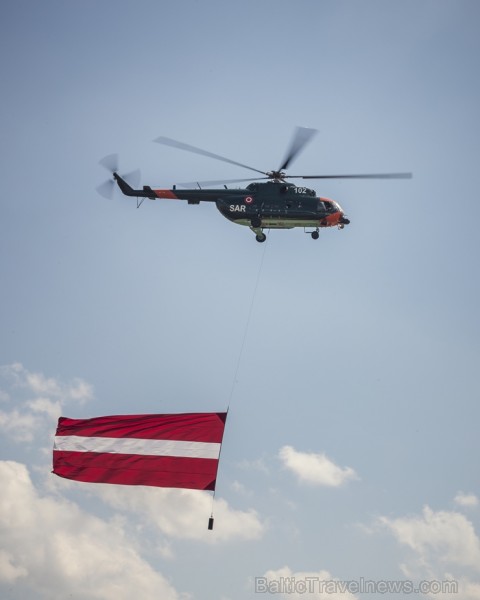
53 412 227 491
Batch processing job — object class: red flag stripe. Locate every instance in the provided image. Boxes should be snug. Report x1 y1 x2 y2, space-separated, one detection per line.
53 451 219 490
56 412 226 442
54 436 221 459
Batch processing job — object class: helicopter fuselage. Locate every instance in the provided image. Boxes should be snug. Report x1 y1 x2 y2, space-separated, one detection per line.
112 173 351 241
150 181 349 231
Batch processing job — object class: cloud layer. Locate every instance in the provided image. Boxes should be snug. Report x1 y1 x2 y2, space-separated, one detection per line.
380 504 480 599
0 461 181 600
260 565 358 599
91 484 265 543
380 505 480 572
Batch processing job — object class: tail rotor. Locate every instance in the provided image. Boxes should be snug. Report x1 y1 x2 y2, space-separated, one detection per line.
96 154 140 199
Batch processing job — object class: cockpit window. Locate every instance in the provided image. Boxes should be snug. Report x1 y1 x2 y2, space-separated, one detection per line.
319 198 340 213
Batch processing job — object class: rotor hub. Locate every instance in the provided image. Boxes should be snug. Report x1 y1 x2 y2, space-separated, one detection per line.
266 170 287 181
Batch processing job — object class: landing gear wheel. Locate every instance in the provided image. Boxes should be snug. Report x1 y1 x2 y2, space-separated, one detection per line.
256 233 267 243
311 230 319 240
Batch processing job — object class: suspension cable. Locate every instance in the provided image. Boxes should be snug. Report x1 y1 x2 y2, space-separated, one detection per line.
227 239 269 410
210 238 269 526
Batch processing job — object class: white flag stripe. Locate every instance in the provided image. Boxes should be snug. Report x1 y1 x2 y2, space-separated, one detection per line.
54 436 221 459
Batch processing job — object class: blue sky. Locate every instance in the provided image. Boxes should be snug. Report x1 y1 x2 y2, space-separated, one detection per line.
1 1 480 599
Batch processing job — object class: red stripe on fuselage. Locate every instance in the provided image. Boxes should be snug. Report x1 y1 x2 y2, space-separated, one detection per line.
154 189 179 199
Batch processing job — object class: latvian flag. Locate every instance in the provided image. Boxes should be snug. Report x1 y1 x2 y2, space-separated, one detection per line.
53 412 227 491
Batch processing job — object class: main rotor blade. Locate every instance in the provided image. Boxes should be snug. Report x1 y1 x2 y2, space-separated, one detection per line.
154 136 267 176
177 177 269 188
278 127 317 172
287 172 412 180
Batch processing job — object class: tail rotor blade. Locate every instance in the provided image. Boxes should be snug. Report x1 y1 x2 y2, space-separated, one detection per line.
99 153 119 174
96 179 115 199
122 169 141 188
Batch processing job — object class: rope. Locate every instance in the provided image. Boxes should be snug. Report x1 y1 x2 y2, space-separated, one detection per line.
209 238 269 526
227 238 269 410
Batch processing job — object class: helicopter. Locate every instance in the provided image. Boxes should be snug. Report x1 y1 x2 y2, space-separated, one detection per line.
98 128 411 242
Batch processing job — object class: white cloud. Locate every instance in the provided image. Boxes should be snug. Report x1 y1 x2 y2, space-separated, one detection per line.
454 492 479 508
460 580 480 599
0 549 28 583
89 483 265 543
380 505 480 599
0 461 181 600
259 565 358 599
236 456 270 474
279 446 358 487
0 363 93 405
27 397 62 421
25 371 62 397
0 363 92 443
66 377 94 403
0 409 39 442
380 505 480 571
230 480 253 497
0 362 23 380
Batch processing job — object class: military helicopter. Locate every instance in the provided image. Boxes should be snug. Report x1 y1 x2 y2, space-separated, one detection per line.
98 128 411 242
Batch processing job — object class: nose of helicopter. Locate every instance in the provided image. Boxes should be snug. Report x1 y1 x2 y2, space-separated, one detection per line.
333 201 350 225
318 197 350 226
